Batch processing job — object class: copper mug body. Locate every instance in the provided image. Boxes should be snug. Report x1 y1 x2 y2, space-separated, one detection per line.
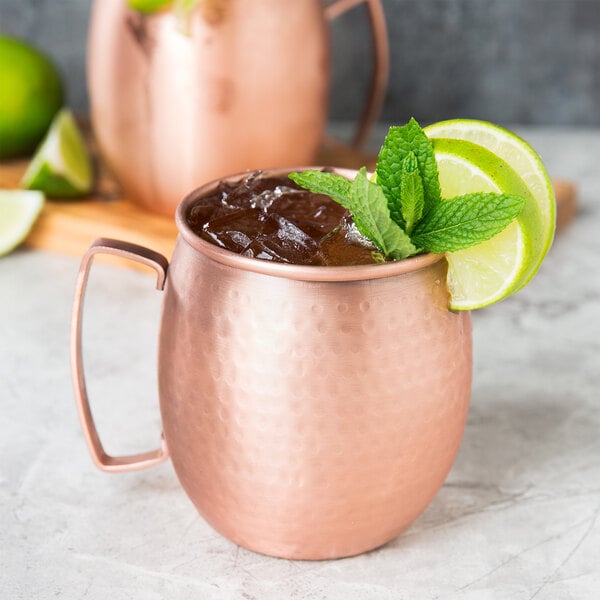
71 168 472 560
87 0 389 216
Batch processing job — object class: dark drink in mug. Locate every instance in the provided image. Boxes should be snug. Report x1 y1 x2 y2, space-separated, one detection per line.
187 171 381 266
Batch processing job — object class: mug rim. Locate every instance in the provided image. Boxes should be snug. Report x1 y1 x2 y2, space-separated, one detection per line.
175 167 444 282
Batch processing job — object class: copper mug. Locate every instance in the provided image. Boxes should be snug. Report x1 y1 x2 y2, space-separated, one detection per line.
87 0 389 216
71 168 473 560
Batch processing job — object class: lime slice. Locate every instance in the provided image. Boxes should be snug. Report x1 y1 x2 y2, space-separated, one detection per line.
0 190 44 256
21 109 93 198
425 120 556 310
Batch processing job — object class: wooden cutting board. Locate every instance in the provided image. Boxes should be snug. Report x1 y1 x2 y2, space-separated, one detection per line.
0 138 577 268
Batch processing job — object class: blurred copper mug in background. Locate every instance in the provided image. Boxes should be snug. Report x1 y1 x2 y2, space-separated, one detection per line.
87 0 389 216
71 168 473 560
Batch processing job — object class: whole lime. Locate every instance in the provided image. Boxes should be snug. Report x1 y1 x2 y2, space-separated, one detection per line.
0 36 64 159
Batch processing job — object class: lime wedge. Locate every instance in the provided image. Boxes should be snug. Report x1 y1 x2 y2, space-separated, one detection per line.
425 120 556 310
128 0 172 13
21 109 93 198
0 190 44 256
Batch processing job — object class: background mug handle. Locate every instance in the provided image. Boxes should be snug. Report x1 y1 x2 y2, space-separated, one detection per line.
70 238 170 472
325 0 389 150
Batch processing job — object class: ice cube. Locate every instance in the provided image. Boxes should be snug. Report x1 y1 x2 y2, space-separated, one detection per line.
187 201 220 230
319 216 380 266
241 239 280 261
202 208 272 252
244 214 321 264
269 192 346 239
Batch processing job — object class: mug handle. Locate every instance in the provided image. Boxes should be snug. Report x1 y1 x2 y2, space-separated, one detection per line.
70 238 170 473
325 0 390 150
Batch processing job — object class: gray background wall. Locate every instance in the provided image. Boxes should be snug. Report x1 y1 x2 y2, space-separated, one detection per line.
1 0 599 126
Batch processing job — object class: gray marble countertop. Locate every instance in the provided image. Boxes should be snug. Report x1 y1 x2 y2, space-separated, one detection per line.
2 128 599 599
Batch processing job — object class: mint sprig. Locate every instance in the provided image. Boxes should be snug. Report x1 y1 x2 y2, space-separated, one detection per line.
289 118 526 261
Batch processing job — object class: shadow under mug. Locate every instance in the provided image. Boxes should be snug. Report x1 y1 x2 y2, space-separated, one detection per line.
70 167 473 560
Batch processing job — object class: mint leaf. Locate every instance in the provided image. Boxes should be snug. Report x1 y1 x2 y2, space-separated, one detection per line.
376 118 441 222
348 168 417 260
400 152 425 234
412 193 525 253
288 170 351 208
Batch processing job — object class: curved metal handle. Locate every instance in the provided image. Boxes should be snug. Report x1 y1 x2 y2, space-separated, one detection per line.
70 237 170 473
325 0 389 150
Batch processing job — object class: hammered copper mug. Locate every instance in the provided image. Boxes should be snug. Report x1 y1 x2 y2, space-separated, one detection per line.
87 0 389 216
71 168 472 560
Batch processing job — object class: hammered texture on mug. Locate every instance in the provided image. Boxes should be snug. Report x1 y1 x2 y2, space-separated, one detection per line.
159 237 472 560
